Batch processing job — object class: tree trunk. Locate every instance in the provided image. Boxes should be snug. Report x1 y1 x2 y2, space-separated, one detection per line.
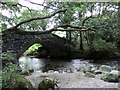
79 31 84 50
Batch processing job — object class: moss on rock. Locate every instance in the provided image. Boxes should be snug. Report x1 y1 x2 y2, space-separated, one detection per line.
101 73 119 82
38 77 58 90
85 72 95 78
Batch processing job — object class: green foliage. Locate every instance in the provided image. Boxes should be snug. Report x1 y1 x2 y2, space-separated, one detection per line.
1 52 16 67
91 39 117 51
15 10 49 30
85 40 118 59
2 63 20 88
1 52 15 61
12 75 33 89
3 70 33 89
2 52 33 89
24 43 42 55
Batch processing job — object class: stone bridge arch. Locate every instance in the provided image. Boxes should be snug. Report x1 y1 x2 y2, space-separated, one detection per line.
2 29 68 59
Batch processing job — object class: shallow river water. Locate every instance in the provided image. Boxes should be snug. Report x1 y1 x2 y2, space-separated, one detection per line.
19 56 118 72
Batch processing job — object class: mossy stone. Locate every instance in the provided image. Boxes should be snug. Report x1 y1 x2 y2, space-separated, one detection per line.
101 73 119 82
38 77 58 90
77 66 91 73
99 65 112 73
85 72 95 78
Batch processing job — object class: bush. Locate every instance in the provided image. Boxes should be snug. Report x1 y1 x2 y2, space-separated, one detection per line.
86 40 118 59
2 63 20 88
1 52 33 89
2 63 33 89
91 39 117 51
1 52 16 66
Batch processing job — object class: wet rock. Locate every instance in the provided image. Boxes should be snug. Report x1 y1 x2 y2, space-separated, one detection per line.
101 73 119 82
94 70 102 74
90 67 97 73
63 68 73 73
21 69 34 75
38 77 58 89
110 70 120 77
85 72 95 78
77 66 91 73
48 70 54 73
54 71 59 73
99 65 112 73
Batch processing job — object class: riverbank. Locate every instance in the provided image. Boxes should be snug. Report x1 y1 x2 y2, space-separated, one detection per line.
25 72 119 88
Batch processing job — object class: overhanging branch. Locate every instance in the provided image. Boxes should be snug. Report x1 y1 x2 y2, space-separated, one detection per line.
0 1 31 10
6 25 96 35
13 8 67 28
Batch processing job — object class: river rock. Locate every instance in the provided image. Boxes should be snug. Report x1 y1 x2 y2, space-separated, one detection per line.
48 70 54 73
38 77 58 89
77 66 91 73
101 73 119 82
94 70 102 74
110 70 120 77
54 71 59 73
99 65 112 73
21 69 34 75
90 67 97 73
85 72 95 78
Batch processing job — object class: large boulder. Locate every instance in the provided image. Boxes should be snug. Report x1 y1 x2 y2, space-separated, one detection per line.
110 70 120 77
38 77 58 90
99 65 112 73
101 73 119 82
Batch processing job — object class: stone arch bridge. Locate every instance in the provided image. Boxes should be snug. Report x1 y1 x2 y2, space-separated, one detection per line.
2 29 72 59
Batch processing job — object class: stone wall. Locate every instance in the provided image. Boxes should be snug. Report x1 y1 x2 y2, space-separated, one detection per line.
2 29 67 59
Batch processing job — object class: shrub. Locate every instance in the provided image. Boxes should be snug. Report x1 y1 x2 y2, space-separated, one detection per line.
2 63 33 89
86 40 117 59
91 39 117 51
1 52 16 66
2 63 20 88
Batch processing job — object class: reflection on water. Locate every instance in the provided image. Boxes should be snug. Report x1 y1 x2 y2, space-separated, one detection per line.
19 56 118 72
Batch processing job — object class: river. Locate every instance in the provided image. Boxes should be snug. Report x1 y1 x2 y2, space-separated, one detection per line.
19 56 118 73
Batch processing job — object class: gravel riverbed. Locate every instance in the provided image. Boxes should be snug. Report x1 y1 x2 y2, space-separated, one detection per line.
25 72 119 89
